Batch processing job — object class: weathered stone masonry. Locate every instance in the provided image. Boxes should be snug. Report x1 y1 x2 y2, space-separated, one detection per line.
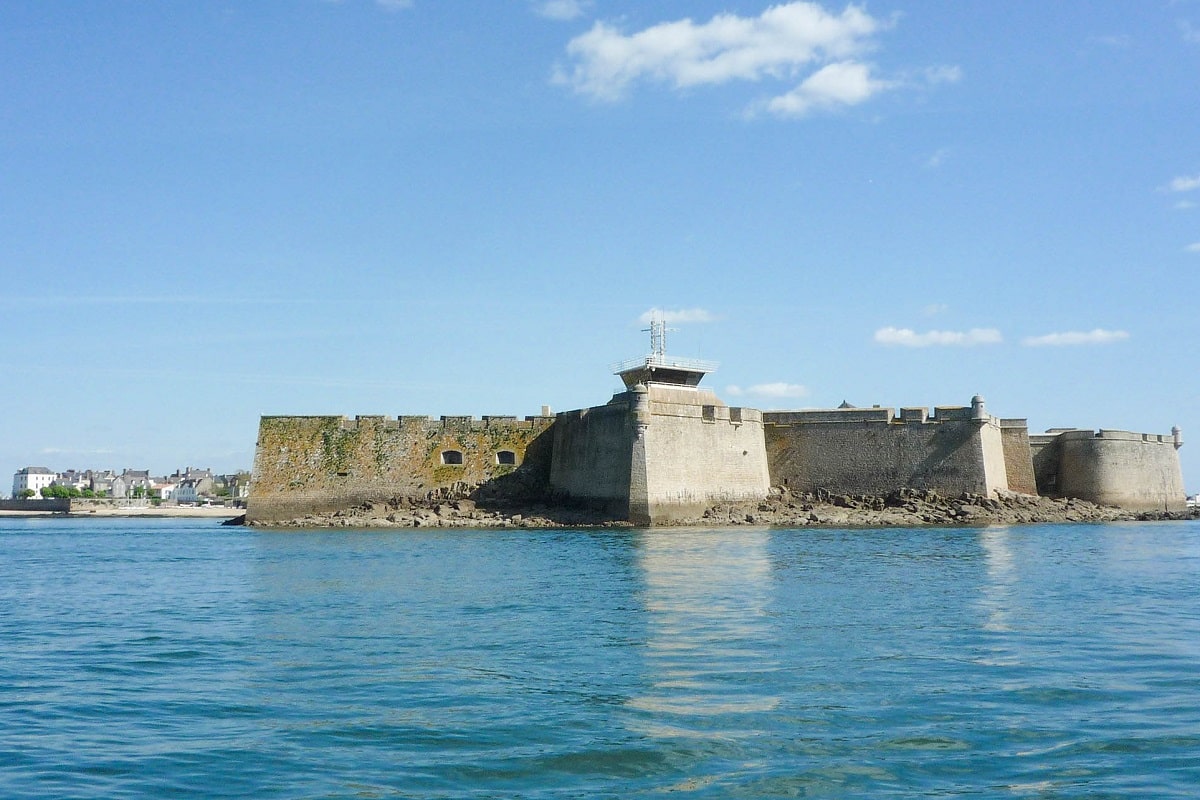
248 414 553 523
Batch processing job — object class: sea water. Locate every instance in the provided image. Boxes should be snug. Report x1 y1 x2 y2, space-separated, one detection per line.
1 517 1198 799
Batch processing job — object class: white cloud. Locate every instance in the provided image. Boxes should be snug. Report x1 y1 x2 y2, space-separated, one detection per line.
873 327 1002 347
766 60 893 117
725 382 809 398
535 0 589 21
637 307 717 325
558 2 886 103
921 303 949 316
1176 199 1197 210
1187 242 1200 253
1169 173 1200 192
1021 329 1130 347
1182 21 1200 44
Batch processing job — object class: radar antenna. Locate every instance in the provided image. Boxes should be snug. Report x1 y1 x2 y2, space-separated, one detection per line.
642 310 675 358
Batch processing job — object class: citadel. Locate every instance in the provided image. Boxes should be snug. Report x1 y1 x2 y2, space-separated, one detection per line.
248 319 1186 525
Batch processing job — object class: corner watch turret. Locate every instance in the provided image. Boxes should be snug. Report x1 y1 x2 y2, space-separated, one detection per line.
610 310 718 390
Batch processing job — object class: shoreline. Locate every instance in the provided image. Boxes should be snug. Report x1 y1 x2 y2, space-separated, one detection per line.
0 506 242 519
248 488 1198 530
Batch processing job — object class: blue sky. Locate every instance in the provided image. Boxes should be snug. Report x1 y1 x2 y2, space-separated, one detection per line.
2 1 1198 493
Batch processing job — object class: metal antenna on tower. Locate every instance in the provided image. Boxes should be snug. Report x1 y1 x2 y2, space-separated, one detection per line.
642 310 675 359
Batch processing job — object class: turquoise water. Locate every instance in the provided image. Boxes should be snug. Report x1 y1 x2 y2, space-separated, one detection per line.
2 518 1199 799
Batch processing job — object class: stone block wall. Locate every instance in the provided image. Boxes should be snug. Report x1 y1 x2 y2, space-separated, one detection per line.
636 386 770 524
1047 429 1185 512
764 406 1010 498
547 401 635 517
248 414 554 523
1000 420 1038 495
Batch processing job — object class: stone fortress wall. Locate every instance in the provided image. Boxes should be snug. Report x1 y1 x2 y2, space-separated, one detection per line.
248 399 1186 524
762 399 1014 499
1030 428 1186 513
628 384 771 525
248 414 554 524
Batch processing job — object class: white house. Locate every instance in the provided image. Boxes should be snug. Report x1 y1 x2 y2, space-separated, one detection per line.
175 479 200 505
12 467 57 498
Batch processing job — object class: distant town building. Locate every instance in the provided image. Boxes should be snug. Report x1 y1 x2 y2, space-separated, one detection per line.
12 467 56 498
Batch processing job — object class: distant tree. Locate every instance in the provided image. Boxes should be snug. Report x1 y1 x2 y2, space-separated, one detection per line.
81 488 96 498
131 485 145 499
18 489 36 500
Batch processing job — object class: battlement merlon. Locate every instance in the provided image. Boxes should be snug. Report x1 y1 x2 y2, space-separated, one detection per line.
258 414 555 433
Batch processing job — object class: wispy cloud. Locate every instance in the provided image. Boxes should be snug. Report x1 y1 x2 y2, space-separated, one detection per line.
556 2 925 117
1186 242 1200 253
1167 173 1200 192
375 0 412 10
534 0 589 21
728 382 810 399
637 307 717 325
1021 329 1129 347
874 327 1002 347
924 148 949 169
1182 21 1200 44
1176 199 1197 210
921 303 949 316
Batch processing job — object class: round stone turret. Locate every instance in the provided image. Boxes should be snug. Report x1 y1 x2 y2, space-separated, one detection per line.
971 394 986 420
1173 425 1183 449
631 383 651 433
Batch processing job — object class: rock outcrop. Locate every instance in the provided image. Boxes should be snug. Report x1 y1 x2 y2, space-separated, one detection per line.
246 485 1194 529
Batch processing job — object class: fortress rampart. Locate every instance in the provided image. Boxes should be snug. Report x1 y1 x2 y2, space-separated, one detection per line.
762 400 1018 498
1030 428 1186 513
247 414 554 524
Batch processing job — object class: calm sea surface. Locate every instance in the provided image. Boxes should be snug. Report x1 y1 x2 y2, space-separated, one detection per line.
2 518 1198 799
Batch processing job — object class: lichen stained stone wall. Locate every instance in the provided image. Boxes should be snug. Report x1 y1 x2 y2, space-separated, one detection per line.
247 414 553 523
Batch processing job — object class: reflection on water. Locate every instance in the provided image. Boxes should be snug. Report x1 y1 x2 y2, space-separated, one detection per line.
627 528 780 738
978 527 1016 634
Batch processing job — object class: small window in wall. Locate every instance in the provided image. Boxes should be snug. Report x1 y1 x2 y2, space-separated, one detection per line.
441 450 464 465
496 450 517 466
702 405 716 422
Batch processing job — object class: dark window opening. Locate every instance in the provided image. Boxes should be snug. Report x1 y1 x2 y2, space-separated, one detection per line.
496 450 517 466
441 450 464 465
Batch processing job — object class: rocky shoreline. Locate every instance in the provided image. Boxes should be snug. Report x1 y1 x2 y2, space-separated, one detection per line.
244 487 1196 529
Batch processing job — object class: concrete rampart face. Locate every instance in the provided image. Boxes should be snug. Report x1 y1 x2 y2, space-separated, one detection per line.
1055 430 1185 512
548 401 634 517
764 407 1007 498
248 414 554 523
637 386 771 524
